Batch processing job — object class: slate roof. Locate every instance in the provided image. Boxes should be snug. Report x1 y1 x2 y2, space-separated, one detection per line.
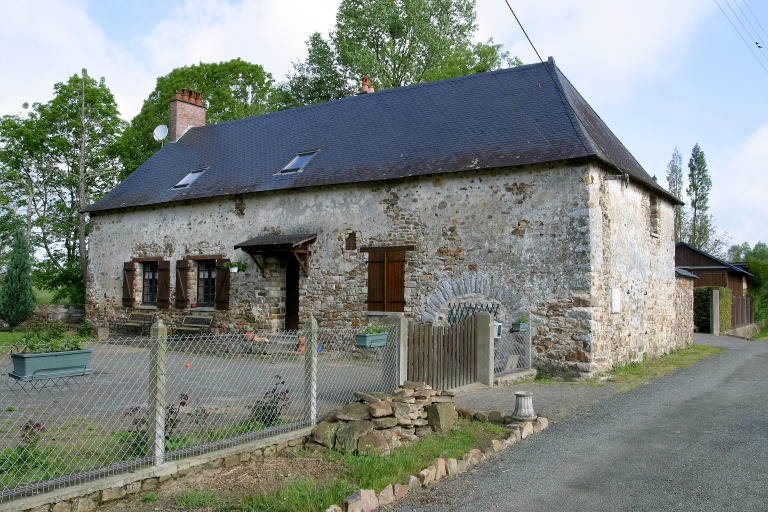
85 57 677 213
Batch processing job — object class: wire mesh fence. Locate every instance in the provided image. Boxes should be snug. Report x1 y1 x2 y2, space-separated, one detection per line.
0 323 399 502
493 329 532 376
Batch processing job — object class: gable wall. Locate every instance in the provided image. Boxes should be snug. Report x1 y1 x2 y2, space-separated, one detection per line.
86 160 677 375
587 171 677 372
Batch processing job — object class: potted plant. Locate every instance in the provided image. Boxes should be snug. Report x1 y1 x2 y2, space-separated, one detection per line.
355 323 389 348
511 315 530 332
10 324 93 381
223 261 247 273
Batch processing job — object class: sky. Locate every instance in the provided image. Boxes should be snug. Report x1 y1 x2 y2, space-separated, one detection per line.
1 0 766 250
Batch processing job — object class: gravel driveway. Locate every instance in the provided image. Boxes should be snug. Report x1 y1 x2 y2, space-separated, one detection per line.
389 334 768 511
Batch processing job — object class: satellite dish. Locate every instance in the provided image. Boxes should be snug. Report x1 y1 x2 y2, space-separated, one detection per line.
153 124 168 141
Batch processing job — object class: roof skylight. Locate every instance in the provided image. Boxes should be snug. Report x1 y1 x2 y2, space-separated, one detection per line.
280 151 317 173
173 168 207 188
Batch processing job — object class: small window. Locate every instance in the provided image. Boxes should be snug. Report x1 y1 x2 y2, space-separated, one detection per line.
174 168 207 188
281 151 317 173
649 195 660 237
142 262 159 305
345 232 357 251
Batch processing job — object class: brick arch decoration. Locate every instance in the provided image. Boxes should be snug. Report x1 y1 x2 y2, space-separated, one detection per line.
422 272 523 324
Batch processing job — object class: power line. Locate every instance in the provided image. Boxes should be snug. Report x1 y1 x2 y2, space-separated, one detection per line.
743 0 768 48
713 0 768 75
733 0 768 52
723 0 768 65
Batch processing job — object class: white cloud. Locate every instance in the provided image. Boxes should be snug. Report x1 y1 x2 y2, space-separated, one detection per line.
475 0 713 105
138 0 339 86
0 0 155 119
710 126 768 246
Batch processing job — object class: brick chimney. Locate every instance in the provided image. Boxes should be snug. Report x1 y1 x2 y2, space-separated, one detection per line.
169 88 207 142
359 76 375 94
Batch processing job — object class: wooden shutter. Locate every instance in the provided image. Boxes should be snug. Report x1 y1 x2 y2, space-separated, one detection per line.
215 259 230 310
367 252 385 311
157 260 171 309
122 262 135 307
385 251 405 312
367 250 405 312
175 259 189 309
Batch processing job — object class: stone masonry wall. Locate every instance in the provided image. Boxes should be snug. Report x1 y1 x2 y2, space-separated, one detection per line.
585 165 678 374
674 276 695 348
86 161 678 375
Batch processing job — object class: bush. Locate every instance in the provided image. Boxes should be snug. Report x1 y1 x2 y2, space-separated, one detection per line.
248 375 290 427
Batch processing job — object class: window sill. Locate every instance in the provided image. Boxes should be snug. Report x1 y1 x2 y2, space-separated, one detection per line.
136 305 157 310
190 307 215 312
366 311 404 317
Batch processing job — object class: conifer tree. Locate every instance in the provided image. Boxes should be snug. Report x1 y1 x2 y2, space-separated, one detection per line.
0 227 36 330
686 143 713 249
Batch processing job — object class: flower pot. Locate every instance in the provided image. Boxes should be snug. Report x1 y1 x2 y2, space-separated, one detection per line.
511 322 529 332
229 267 238 273
10 350 93 381
244 331 255 341
355 332 388 348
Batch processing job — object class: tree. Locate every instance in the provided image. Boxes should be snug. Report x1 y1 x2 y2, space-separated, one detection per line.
119 59 275 175
279 0 518 107
665 146 687 242
273 33 357 110
0 70 125 304
685 143 725 253
727 241 768 322
0 227 36 330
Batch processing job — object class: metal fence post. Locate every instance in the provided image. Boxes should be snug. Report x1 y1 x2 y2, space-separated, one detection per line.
149 320 167 465
528 313 533 369
304 315 318 426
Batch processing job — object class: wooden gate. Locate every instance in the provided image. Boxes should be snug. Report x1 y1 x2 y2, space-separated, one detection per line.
407 315 477 390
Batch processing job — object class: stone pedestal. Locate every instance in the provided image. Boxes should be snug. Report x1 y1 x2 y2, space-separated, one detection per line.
511 391 537 421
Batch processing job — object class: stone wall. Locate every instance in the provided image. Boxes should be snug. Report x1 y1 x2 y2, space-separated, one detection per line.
674 275 695 348
87 160 679 375
581 165 678 375
7 429 310 512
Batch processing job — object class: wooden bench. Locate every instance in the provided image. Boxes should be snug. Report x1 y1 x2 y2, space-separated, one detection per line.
114 312 155 335
174 314 214 336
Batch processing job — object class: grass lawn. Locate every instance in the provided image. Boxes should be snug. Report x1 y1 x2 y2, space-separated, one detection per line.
33 288 56 305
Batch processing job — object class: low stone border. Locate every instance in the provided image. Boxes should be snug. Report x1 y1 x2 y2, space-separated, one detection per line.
329 407 549 512
4 428 312 512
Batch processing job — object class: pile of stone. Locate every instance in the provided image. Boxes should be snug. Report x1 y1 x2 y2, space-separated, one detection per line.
308 381 457 455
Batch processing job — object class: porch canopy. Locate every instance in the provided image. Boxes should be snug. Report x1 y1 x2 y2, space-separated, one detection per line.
234 233 317 276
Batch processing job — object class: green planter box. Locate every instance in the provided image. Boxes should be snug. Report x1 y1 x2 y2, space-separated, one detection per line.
510 322 530 332
9 350 93 381
355 332 388 348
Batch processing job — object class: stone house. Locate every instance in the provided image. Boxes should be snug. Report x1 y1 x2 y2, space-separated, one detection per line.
84 58 687 376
